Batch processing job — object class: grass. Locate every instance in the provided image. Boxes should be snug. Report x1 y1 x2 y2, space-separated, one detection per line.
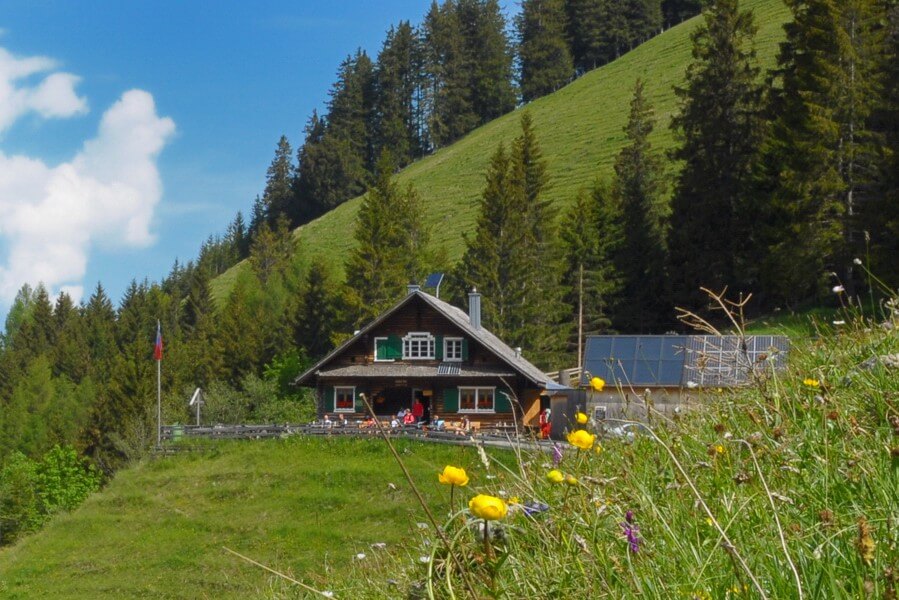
331 306 899 598
0 437 511 599
210 0 792 303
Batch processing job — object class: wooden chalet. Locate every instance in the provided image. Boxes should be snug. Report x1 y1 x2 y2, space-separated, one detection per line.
295 286 562 428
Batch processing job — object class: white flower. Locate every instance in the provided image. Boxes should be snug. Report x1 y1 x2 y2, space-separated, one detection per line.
497 489 507 497
832 285 845 293
322 592 335 598
853 258 862 265
355 552 366 560
833 320 846 326
416 522 429 530
418 555 431 564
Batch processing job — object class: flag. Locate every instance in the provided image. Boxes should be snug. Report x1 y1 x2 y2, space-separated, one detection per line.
154 321 163 361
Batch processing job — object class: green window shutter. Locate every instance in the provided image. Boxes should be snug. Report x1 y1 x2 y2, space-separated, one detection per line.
354 390 365 413
387 334 402 359
375 338 389 360
495 390 512 413
324 386 334 412
461 338 469 361
443 387 459 413
435 335 443 360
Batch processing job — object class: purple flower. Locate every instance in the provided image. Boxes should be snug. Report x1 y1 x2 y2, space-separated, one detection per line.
552 443 564 467
522 501 550 516
620 511 640 553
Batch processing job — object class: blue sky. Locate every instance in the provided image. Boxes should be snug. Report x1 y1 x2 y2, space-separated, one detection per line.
0 0 489 318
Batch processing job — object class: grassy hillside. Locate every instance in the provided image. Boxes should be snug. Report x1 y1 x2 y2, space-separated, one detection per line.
211 0 791 301
0 438 506 599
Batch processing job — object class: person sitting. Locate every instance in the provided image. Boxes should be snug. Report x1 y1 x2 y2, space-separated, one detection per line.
433 415 446 431
390 417 400 428
337 414 347 428
403 410 416 426
361 415 377 428
323 414 333 428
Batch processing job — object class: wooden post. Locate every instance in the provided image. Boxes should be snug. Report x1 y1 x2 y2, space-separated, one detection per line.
577 263 584 382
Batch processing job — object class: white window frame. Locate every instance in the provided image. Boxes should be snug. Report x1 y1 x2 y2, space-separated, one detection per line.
443 337 463 362
334 386 356 413
373 337 393 362
403 332 435 360
458 386 495 414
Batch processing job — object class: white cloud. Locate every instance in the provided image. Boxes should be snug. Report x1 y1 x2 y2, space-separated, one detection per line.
0 45 175 303
0 47 88 133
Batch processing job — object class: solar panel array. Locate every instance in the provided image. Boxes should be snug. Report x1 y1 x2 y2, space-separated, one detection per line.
582 335 790 388
437 362 461 375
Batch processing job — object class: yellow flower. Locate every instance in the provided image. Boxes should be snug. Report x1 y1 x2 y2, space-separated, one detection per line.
594 443 603 455
567 429 596 451
803 378 820 388
547 469 565 484
469 494 508 521
510 496 520 505
438 465 469 487
705 517 714 527
564 474 579 486
715 444 725 455
575 411 588 425
590 376 605 392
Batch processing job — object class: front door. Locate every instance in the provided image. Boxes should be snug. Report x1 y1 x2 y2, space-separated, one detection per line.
412 388 432 423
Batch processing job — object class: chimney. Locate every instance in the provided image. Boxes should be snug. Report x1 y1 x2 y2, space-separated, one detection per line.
468 287 481 329
514 347 522 358
407 283 421 295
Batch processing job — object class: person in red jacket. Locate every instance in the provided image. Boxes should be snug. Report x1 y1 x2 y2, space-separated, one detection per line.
539 408 552 439
412 398 425 422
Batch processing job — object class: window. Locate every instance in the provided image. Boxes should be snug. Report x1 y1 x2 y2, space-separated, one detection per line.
444 337 463 362
459 387 494 413
334 387 356 412
403 332 435 359
374 337 392 362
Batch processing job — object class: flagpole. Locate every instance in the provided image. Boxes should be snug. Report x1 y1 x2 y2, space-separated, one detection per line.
157 357 162 448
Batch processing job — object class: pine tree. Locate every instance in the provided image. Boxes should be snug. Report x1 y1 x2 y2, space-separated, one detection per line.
261 136 295 225
662 0 703 28
344 153 429 326
180 270 224 388
668 0 764 312
756 0 886 304
518 0 575 102
249 215 294 286
626 0 664 47
613 79 669 332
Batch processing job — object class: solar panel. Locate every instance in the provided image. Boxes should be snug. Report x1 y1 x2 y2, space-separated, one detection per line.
437 362 461 375
424 273 444 289
583 335 789 388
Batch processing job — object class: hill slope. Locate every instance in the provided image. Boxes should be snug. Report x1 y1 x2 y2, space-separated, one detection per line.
0 438 498 599
212 0 790 300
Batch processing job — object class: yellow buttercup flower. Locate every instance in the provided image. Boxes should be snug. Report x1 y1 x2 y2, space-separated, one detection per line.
594 443 603 455
547 469 565 484
803 378 820 388
438 465 469 486
715 444 725 455
575 411 588 425
567 429 596 451
469 494 508 521
590 376 605 392
564 474 578 486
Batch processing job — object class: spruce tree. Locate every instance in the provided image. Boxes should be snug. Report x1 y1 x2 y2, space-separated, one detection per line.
612 79 669 332
560 179 623 345
373 21 425 167
344 153 430 326
508 113 569 367
662 0 703 28
756 0 886 304
565 0 606 73
262 136 295 224
423 0 477 147
518 0 575 102
248 215 294 286
294 259 337 359
453 142 528 343
457 0 517 124
668 0 764 312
